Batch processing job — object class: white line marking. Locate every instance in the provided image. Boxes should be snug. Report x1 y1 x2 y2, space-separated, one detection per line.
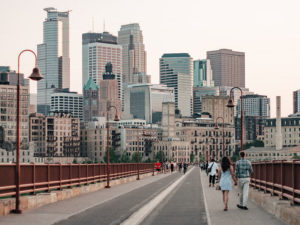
121 167 194 225
200 170 212 225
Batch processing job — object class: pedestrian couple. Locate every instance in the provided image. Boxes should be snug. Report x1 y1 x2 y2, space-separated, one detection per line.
212 152 253 211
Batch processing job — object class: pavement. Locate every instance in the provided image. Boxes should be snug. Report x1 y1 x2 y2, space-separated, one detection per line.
200 168 287 225
0 167 288 225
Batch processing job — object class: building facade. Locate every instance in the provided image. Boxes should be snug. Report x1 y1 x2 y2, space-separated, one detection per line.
160 53 193 117
50 89 83 120
207 49 245 88
236 94 270 118
37 8 71 115
293 89 300 114
124 84 174 123
82 31 122 103
118 23 147 84
193 86 219 115
193 59 214 87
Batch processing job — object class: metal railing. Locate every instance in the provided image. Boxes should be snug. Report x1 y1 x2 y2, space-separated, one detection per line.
0 163 154 198
250 160 300 204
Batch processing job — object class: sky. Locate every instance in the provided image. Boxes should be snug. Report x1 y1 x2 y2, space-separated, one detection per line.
0 0 299 118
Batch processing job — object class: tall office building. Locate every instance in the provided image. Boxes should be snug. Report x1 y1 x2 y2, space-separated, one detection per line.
160 53 193 117
207 49 245 88
50 89 83 120
37 8 70 115
124 84 174 123
83 77 99 122
82 32 122 104
193 87 219 115
293 90 300 114
118 23 147 84
236 94 270 118
193 59 214 87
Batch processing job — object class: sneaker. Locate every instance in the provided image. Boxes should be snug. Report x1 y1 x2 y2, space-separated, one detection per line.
243 206 248 210
237 204 243 209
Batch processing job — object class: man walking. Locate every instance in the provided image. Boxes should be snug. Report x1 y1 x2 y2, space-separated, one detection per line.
235 151 253 210
208 158 218 187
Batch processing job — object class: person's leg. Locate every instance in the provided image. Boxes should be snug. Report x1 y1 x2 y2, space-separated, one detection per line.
242 178 250 208
224 191 229 210
212 175 215 187
238 179 244 207
209 175 212 186
222 191 225 204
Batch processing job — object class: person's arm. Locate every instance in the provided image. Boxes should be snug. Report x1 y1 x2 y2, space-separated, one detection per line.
248 161 253 175
235 161 239 178
230 165 237 185
218 166 221 179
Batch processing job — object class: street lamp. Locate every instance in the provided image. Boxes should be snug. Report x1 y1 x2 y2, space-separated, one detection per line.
136 126 144 180
12 49 43 214
142 132 158 176
105 105 120 188
215 117 225 158
226 87 243 152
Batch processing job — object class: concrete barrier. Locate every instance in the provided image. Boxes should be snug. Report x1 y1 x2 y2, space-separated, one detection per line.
0 172 155 217
249 188 300 225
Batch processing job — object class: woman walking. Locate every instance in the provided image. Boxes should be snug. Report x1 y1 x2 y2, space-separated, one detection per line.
218 157 237 211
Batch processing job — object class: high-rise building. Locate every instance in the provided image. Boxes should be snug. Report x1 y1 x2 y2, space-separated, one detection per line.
82 32 122 102
50 89 83 120
293 89 300 114
193 59 214 87
124 84 174 123
118 23 147 84
207 49 245 88
37 7 71 115
160 53 193 117
98 63 122 119
236 94 270 118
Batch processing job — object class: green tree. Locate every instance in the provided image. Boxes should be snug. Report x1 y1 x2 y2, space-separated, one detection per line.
143 157 151 163
155 150 163 162
190 152 194 163
104 147 120 163
199 155 204 162
292 155 300 160
131 152 142 163
120 152 130 163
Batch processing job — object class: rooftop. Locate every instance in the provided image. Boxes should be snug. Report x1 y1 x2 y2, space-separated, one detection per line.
162 53 190 58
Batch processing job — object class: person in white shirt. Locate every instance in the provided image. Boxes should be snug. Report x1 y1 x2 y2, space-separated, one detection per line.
208 158 219 187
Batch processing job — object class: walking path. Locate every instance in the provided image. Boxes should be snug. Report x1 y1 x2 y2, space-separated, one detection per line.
0 167 288 225
200 168 287 225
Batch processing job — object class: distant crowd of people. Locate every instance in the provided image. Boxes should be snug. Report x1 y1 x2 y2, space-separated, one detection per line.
155 161 189 174
200 151 253 211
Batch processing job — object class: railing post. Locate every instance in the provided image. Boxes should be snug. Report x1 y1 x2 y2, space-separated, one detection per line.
272 160 275 196
78 164 81 187
69 163 72 188
59 163 62 191
47 163 50 192
280 160 283 200
85 164 88 185
292 160 295 204
32 163 36 195
264 161 267 193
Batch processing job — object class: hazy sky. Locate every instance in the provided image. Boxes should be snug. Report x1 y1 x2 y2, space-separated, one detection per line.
1 0 299 117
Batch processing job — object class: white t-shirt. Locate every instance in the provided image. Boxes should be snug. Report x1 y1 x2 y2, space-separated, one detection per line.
208 162 219 176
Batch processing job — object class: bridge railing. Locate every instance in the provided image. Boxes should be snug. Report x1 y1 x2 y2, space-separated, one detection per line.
0 163 154 198
250 160 300 204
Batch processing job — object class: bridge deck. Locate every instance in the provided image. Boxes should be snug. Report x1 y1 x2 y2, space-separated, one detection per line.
0 167 287 225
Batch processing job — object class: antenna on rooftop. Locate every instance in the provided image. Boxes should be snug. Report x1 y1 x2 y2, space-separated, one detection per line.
103 19 105 32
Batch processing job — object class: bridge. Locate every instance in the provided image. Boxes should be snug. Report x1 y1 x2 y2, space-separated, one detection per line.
0 162 299 225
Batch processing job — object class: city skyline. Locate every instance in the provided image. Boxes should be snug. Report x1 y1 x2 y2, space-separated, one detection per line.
1 0 300 117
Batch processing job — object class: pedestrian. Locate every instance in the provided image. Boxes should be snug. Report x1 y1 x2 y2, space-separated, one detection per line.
208 158 218 187
178 162 182 173
218 157 237 211
183 162 188 174
170 161 174 172
155 160 161 173
235 151 253 210
205 161 209 176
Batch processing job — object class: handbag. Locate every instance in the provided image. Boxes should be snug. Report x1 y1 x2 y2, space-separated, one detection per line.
207 162 214 173
216 184 221 190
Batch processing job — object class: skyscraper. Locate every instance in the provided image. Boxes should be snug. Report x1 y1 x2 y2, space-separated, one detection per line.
293 89 300 114
207 49 245 88
236 94 270 118
118 23 147 84
193 59 214 87
37 7 70 115
82 32 122 104
160 53 193 117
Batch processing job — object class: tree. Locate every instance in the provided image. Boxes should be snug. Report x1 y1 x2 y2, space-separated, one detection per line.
292 155 300 160
190 152 194 163
131 152 142 163
155 150 163 162
104 147 120 163
120 152 130 163
199 155 204 162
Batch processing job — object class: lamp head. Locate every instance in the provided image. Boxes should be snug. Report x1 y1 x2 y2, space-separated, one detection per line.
29 67 43 81
226 98 235 108
113 114 120 121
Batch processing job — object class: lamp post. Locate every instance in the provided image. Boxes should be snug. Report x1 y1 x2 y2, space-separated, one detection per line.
12 49 43 214
105 105 120 188
215 117 225 158
226 87 244 152
143 132 158 176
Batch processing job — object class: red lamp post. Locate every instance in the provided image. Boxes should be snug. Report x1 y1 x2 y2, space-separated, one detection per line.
227 87 244 152
12 49 43 214
105 105 120 188
215 117 225 158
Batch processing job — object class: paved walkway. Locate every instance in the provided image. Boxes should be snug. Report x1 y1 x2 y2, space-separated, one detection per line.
0 167 288 225
200 168 287 225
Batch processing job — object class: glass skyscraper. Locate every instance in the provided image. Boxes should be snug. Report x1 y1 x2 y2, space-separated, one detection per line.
193 59 214 87
37 7 70 115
